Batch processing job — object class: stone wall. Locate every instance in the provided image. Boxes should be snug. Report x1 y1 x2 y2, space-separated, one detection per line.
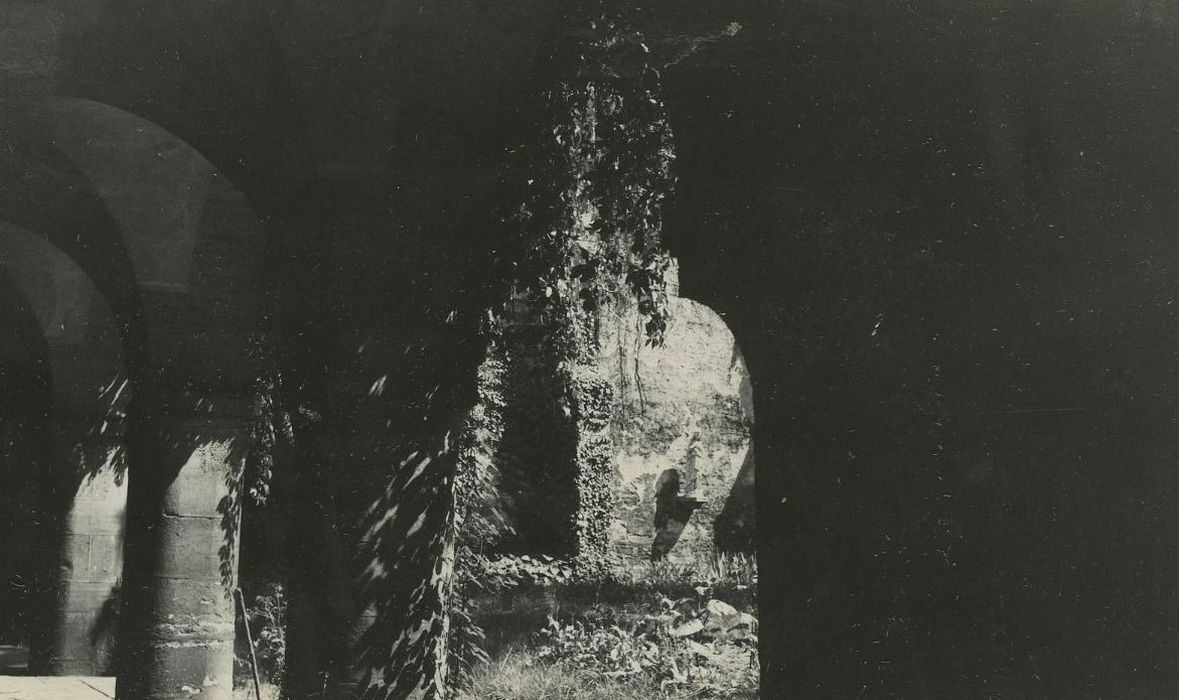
597 266 755 565
464 262 755 569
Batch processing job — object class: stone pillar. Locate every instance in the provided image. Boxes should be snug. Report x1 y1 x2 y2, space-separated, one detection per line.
0 227 130 673
30 352 128 676
34 413 127 675
570 362 617 575
116 395 246 700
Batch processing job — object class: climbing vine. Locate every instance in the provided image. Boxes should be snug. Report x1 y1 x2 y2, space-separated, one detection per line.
447 16 681 693
513 19 677 352
534 20 677 574
245 370 291 506
568 365 617 575
449 342 513 689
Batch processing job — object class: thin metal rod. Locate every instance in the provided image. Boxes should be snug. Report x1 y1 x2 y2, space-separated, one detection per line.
235 588 265 700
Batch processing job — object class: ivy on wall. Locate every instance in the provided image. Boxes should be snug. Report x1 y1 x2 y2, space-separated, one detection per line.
513 20 677 351
568 365 618 575
511 19 679 571
447 21 681 689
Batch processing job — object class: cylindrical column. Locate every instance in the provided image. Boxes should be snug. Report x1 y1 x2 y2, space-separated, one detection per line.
116 397 246 700
31 348 129 676
34 415 126 675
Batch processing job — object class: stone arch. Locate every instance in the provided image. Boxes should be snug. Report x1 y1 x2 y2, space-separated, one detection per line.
597 268 757 566
26 97 263 295
5 98 267 698
0 111 145 369
0 224 129 675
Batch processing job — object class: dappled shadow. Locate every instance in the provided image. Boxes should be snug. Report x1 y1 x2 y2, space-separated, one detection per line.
69 376 131 486
218 438 249 596
0 219 133 674
352 441 458 700
29 363 129 675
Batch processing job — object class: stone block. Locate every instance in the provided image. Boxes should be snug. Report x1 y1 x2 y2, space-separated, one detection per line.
150 578 235 622
66 500 125 536
77 534 122 582
53 610 110 674
161 441 235 518
75 471 128 502
59 533 91 573
62 581 118 614
155 515 225 582
118 631 235 700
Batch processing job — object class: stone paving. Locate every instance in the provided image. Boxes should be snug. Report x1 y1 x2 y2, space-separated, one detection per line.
0 677 115 699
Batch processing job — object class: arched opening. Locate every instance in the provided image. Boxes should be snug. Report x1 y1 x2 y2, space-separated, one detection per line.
3 98 267 698
456 263 758 569
596 274 757 568
29 99 267 700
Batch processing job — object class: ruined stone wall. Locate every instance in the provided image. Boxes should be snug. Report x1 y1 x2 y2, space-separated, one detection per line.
597 271 755 566
568 362 616 573
461 264 755 570
453 309 577 556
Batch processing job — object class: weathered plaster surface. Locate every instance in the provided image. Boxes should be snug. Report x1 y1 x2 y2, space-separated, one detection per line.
598 284 755 564
465 262 755 567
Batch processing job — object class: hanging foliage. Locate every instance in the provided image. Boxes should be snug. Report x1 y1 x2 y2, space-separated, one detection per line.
446 15 681 694
513 18 678 356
